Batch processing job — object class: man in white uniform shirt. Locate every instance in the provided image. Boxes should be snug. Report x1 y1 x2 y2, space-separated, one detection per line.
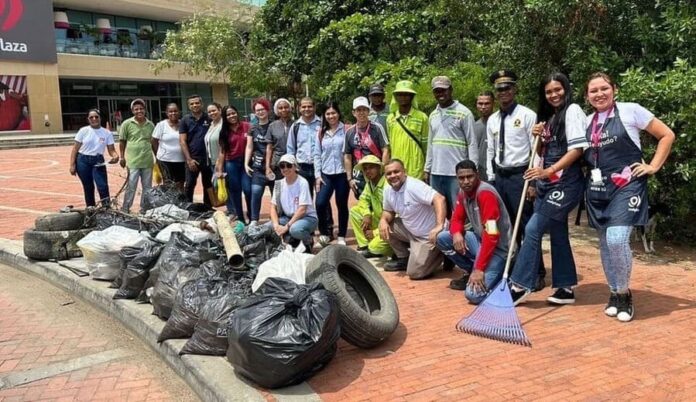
379 159 447 280
485 70 546 290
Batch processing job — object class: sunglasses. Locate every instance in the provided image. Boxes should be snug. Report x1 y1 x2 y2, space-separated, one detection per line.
279 162 294 169
88 115 100 119
496 86 513 92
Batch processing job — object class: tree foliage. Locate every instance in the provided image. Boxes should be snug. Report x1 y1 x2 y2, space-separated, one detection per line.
154 0 696 241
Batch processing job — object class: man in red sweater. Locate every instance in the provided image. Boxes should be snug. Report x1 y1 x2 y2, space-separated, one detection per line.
436 160 512 303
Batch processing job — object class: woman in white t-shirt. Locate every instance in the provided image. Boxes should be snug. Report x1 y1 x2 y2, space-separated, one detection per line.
268 154 318 252
583 72 674 322
69 109 120 207
152 103 185 187
509 72 589 306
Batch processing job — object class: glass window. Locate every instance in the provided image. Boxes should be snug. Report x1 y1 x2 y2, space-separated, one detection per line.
114 16 137 30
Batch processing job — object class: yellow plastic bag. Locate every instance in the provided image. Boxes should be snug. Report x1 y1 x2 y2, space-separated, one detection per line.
216 177 228 204
153 163 163 185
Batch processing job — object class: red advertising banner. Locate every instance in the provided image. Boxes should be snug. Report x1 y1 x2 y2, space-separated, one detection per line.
0 74 30 132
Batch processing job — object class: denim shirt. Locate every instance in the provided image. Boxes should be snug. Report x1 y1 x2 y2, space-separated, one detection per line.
313 123 346 178
287 116 321 164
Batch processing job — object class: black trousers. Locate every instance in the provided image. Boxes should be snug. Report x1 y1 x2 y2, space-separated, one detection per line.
184 158 213 206
495 172 546 278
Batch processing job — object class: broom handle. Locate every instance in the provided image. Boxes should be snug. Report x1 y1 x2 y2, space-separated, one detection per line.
502 135 541 279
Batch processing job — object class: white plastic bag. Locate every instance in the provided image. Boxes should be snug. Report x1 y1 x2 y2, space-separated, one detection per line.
76 226 150 281
144 204 190 220
251 248 314 292
155 220 217 243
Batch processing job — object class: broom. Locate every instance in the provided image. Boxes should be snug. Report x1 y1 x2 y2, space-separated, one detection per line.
455 135 541 347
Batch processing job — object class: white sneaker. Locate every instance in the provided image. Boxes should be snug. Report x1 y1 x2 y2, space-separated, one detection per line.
337 237 346 245
318 235 331 247
249 220 258 228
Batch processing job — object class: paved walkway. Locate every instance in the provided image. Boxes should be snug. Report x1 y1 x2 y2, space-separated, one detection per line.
0 263 198 402
1 145 696 400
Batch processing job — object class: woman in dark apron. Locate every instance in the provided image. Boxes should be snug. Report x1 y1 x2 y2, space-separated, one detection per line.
510 73 587 305
584 72 674 322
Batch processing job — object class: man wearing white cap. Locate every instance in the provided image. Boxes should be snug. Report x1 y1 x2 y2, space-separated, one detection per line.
344 96 389 198
268 154 318 251
119 98 155 212
349 155 392 258
425 75 478 216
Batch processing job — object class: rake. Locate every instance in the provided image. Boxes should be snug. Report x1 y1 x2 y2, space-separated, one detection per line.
455 135 541 347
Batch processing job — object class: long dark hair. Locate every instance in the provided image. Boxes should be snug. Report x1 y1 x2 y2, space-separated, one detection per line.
319 101 342 144
219 104 240 153
537 72 573 136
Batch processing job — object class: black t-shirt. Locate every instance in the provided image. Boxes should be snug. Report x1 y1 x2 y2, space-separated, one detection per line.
179 112 211 160
343 122 388 161
249 122 270 170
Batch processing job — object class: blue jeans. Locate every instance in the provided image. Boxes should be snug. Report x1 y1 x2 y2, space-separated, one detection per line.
436 231 505 304
430 174 459 217
316 173 350 237
274 215 318 242
224 159 251 222
76 153 110 207
122 167 152 212
510 212 578 292
599 226 633 293
250 171 272 222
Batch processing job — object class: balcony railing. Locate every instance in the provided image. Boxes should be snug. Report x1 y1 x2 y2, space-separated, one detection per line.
55 25 166 60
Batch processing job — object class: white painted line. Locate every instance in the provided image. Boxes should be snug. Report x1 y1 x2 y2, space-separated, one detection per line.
0 348 133 389
0 205 52 215
0 187 83 198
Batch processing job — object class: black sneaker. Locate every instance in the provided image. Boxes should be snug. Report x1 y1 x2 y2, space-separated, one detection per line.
510 286 531 306
360 249 383 259
449 273 470 290
384 257 408 271
546 288 575 305
605 292 618 317
616 290 634 322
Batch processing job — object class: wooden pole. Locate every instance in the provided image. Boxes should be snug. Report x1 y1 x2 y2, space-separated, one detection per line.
212 211 245 269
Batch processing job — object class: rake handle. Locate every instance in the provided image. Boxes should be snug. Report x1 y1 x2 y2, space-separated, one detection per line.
501 135 541 279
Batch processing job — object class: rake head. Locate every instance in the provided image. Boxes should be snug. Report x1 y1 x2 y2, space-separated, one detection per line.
456 279 531 347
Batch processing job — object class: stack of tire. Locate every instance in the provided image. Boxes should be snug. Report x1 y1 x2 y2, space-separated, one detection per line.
306 245 400 348
23 210 95 261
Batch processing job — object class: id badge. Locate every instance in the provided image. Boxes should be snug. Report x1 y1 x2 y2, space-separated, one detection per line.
590 168 603 185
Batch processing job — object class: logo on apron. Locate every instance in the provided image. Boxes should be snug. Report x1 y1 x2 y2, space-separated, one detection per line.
513 118 521 128
547 190 565 207
628 195 641 212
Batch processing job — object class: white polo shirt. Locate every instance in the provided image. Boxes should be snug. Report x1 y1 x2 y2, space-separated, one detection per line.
383 176 438 239
486 103 536 181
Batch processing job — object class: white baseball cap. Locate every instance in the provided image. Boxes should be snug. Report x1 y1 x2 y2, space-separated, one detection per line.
352 96 370 110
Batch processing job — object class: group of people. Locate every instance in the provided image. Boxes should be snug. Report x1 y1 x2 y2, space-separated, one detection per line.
69 69 674 323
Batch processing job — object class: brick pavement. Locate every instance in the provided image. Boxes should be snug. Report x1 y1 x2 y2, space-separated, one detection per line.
0 263 198 402
1 145 696 401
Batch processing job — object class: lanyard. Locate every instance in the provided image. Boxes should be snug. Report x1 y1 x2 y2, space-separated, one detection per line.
590 104 615 165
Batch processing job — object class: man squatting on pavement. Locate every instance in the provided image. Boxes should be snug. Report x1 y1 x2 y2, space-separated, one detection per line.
436 160 512 302
379 159 447 279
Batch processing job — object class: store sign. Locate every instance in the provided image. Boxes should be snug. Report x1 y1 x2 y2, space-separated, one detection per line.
0 0 56 63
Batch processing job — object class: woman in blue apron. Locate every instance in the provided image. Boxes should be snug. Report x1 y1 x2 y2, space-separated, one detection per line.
584 72 674 322
510 73 588 305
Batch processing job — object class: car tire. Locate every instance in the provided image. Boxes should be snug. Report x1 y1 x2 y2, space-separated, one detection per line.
23 228 93 261
306 245 399 348
34 211 87 231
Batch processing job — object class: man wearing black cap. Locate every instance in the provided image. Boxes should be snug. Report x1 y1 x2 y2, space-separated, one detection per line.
485 70 546 290
368 83 389 134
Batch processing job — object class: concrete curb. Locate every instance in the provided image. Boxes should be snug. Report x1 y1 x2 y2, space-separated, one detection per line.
0 240 320 402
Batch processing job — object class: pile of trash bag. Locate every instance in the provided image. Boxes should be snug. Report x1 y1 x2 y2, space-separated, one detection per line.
235 223 284 270
113 241 165 300
142 183 188 212
226 278 340 389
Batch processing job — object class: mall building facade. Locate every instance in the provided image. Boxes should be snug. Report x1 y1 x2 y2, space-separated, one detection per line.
0 0 260 134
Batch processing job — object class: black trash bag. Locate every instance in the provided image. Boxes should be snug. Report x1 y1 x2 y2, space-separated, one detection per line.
226 278 340 389
111 246 141 289
113 241 164 300
142 183 187 212
92 210 166 236
179 202 215 220
157 259 226 342
150 233 223 319
175 261 256 354
235 224 283 270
